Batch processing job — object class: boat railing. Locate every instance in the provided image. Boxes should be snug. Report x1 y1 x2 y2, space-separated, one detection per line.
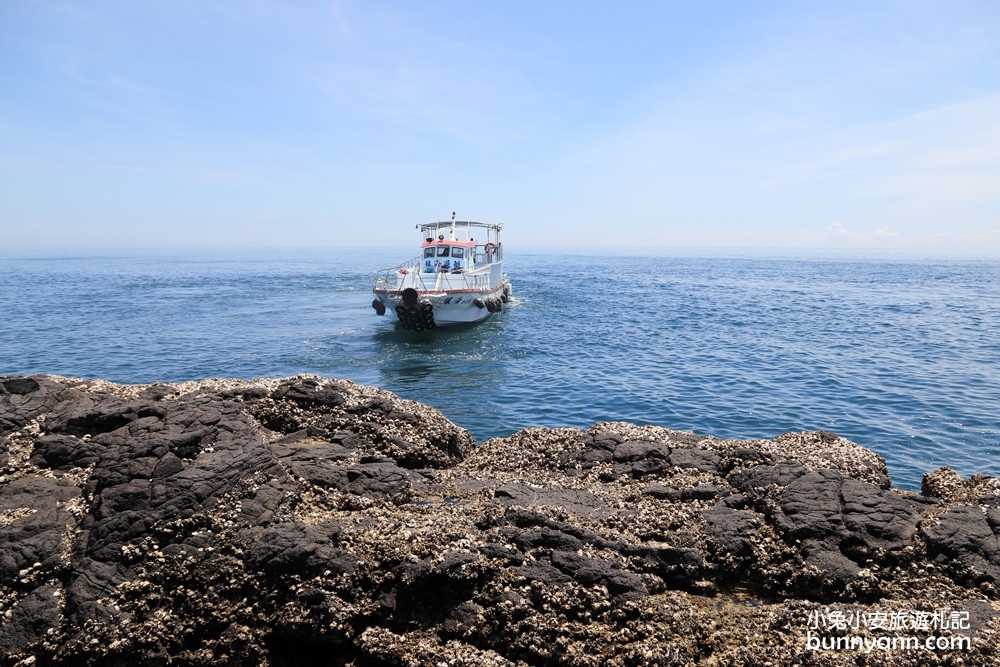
374 255 502 294
373 256 428 293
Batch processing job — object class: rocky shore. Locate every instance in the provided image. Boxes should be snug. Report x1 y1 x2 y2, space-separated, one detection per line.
1 374 998 666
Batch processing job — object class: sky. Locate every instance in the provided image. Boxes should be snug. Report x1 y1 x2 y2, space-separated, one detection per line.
2 1 1000 252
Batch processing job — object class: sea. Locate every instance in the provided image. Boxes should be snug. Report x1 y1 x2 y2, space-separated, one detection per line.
1 247 998 491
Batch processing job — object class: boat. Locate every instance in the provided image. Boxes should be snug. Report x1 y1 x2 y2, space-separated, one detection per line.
372 214 512 330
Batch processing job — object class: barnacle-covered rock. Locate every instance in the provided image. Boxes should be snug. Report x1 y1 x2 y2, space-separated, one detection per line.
1 375 998 666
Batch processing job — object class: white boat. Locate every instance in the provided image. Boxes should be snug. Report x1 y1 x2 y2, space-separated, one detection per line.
372 215 512 330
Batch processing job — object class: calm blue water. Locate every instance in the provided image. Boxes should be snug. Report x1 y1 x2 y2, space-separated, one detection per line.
1 247 998 491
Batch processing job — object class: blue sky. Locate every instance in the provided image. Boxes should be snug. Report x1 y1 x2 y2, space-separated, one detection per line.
2 1 999 251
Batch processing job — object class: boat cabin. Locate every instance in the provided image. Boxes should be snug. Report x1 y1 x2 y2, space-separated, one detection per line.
416 218 503 275
373 216 507 302
420 243 476 273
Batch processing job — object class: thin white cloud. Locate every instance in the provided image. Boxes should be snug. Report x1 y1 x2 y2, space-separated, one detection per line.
539 88 1000 250
826 221 899 240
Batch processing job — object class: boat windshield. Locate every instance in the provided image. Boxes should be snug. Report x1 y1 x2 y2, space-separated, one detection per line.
437 247 450 257
424 248 435 258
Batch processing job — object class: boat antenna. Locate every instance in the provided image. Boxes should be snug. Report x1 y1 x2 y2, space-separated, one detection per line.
450 212 456 239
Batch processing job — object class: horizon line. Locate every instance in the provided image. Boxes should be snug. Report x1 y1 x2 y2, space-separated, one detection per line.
3 244 1000 259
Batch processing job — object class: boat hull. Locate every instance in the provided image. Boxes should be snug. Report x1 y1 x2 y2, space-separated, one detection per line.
374 279 511 329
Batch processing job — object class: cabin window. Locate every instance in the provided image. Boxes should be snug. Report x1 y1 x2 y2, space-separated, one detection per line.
424 248 435 258
437 246 450 257
452 247 466 259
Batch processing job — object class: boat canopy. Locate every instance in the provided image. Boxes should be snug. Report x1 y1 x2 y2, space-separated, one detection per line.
417 220 503 247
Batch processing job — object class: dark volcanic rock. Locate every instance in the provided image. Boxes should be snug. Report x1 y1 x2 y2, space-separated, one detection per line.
246 521 355 578
2 378 40 396
763 468 929 598
625 544 705 591
1 375 94 436
29 434 103 471
923 504 1000 585
271 379 346 409
550 550 647 600
0 583 62 655
729 460 810 491
646 483 729 502
613 440 671 463
395 551 483 620
0 476 79 583
1 375 998 667
302 460 411 497
704 504 759 559
668 447 721 473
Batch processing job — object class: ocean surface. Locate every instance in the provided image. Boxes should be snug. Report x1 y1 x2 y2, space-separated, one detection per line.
1 247 998 491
